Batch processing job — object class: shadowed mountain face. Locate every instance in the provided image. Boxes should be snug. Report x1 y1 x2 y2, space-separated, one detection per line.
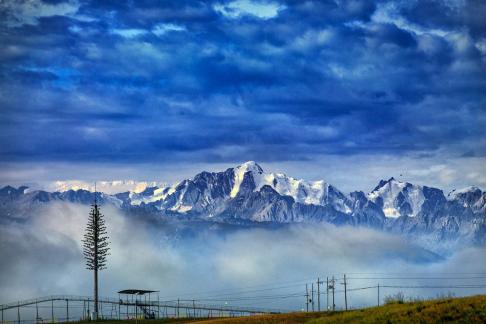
1 162 485 252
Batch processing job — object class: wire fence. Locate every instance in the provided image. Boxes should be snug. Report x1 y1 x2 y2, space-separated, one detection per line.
1 273 486 323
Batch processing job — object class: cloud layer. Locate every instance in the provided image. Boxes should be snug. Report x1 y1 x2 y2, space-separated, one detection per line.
1 201 485 315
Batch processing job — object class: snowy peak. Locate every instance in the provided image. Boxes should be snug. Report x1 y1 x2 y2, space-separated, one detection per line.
227 162 352 213
448 186 485 213
368 177 426 218
235 161 264 174
448 186 482 199
50 180 164 194
230 161 264 198
123 161 353 215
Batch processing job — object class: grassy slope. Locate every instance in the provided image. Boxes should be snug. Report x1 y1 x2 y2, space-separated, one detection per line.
66 295 486 324
194 295 486 324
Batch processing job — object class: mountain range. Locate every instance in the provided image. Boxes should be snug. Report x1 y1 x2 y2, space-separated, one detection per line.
1 161 485 252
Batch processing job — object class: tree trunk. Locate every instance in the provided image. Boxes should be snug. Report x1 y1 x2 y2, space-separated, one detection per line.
94 267 98 320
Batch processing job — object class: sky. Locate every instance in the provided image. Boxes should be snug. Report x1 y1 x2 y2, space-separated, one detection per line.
0 0 485 192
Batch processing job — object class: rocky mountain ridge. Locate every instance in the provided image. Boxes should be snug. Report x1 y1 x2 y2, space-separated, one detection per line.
1 162 484 250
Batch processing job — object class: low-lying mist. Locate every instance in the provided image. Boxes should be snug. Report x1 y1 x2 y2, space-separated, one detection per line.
1 202 485 311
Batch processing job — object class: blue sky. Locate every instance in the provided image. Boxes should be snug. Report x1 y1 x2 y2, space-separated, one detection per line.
0 0 485 192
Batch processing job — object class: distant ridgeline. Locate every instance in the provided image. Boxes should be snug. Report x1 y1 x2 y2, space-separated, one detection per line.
1 162 485 252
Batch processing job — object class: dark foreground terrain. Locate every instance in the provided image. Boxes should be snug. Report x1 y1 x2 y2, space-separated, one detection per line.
65 294 486 323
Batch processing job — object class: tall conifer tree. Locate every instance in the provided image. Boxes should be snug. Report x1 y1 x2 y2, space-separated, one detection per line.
82 189 110 320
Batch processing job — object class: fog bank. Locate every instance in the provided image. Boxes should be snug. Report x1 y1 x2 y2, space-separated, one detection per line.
1 202 485 310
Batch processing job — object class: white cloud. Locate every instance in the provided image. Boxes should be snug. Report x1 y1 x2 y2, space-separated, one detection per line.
152 23 186 36
214 0 285 20
291 29 334 52
111 28 149 39
369 1 451 37
1 204 485 313
1 0 80 27
68 25 82 34
476 38 486 55
109 23 186 39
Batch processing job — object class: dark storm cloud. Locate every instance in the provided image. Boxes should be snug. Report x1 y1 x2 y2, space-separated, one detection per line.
0 0 484 164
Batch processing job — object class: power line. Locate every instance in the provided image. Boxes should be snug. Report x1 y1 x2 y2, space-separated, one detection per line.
155 273 486 301
381 285 486 289
343 272 486 275
54 274 485 313
346 276 486 280
157 278 313 300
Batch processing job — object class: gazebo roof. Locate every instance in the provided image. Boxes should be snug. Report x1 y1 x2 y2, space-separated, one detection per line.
117 289 158 295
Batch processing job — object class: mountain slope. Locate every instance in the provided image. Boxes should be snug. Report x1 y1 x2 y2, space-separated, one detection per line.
0 161 484 249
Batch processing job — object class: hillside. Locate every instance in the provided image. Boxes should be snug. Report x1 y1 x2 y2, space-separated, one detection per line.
66 295 486 323
193 295 486 323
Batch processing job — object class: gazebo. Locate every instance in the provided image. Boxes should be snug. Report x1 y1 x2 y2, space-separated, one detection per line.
118 289 159 319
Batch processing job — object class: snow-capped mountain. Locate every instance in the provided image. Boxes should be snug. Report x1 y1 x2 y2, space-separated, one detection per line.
128 161 353 216
367 177 441 218
230 161 351 212
448 186 486 214
50 180 164 195
1 161 484 250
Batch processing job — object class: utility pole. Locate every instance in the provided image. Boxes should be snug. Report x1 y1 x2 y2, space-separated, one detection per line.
317 278 323 311
305 284 309 312
311 283 315 311
377 283 380 306
326 277 329 311
343 274 348 311
331 276 336 311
